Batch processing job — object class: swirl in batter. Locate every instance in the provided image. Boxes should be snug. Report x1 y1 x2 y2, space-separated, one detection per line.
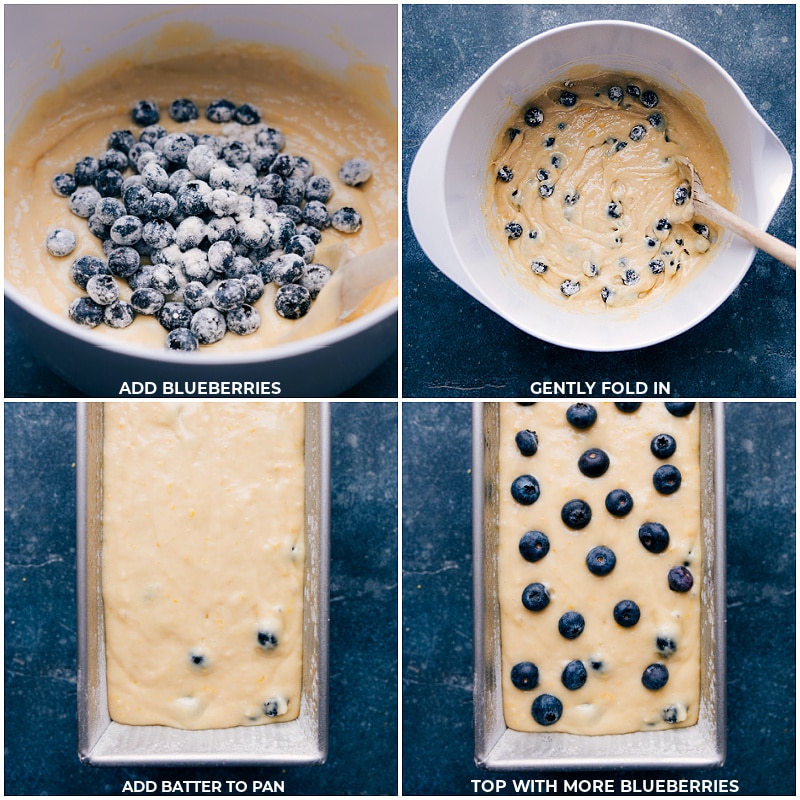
488 70 735 310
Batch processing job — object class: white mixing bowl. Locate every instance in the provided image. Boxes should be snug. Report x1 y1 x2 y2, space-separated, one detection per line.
408 21 792 352
5 4 398 396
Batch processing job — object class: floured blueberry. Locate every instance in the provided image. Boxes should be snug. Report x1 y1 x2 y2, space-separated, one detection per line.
275 284 312 319
132 100 160 126
157 301 193 331
212 279 246 312
298 263 332 299
190 307 226 344
235 102 261 125
69 186 102 218
339 157 372 186
68 296 104 327
46 228 77 257
86 274 120 305
331 206 362 233
169 98 198 123
104 300 135 329
52 172 77 197
130 287 165 315
165 327 198 351
70 255 108 290
226 304 261 335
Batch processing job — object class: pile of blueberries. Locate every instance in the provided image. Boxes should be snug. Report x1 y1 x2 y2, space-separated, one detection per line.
508 401 697 727
50 97 372 351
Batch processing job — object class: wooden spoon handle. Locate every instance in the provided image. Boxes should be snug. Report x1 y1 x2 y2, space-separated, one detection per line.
698 198 796 270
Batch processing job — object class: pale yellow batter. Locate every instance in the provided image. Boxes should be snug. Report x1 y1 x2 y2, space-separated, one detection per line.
5 29 398 352
498 402 701 734
488 71 734 310
102 402 305 729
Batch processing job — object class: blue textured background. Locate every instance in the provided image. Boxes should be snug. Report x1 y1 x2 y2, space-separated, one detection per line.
402 4 796 398
402 402 795 795
4 402 398 795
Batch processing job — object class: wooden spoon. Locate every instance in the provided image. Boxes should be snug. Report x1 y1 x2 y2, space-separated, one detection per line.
676 156 795 269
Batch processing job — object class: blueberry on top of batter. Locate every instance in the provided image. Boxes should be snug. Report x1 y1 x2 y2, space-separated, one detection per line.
505 221 523 240
561 498 592 530
640 90 659 108
52 172 77 197
70 254 108 290
665 402 695 417
519 530 550 563
511 474 540 505
68 296 104 327
157 301 193 331
515 429 538 456
497 165 513 182
613 599 641 628
605 488 634 517
642 663 669 690
653 464 682 494
169 98 199 123
132 99 160 127
561 660 587 690
638 521 670 553
650 433 677 459
274 283 312 320
235 102 262 125
531 260 548 275
566 403 597 429
615 402 641 413
648 258 665 274
558 611 585 640
559 90 578 107
626 84 642 99
331 206 363 234
191 307 226 344
511 661 539 690
586 545 616 576
629 124 646 142
607 85 623 103
656 635 677 657
578 447 610 478
673 184 691 205
226 304 261 336
521 582 550 613
165 327 198 352
531 693 562 726
667 565 694 593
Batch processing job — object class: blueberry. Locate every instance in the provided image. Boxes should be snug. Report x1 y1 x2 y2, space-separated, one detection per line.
637 524 670 557
107 246 141 278
130 287 166 315
559 90 577 107
221 139 251 167
645 236 658 248
653 464 681 494
642 663 669 690
226 304 261 335
108 129 136 153
142 218 176 250
497 166 514 182
561 499 591 530
160 132 195 166
110 215 143 246
641 90 659 108
650 434 676 460
68 296 104 327
505 222 523 240
139 123 167 146
256 629 279 650
305 175 333 203
558 611 585 640
544 136 555 147
673 185 691 205
608 85 623 102
613 599 640 628
249 145 278 172
271 253 305 286
298 263 332 299
601 286 611 303
626 84 641 99
647 112 664 129
693 222 710 238
188 649 208 668
165 327 198 352
86 274 120 305
169 98 198 122
262 696 288 717
132 100 160 126
561 660 587 690
270 216 297 249
157 301 193 331
536 168 549 181
128 266 154 290
69 186 102 218
206 98 237 123
531 694 562 726
508 127 522 141
566 403 596 429
235 102 261 125
662 705 681 724
510 661 539 690
648 258 665 274
656 635 677 657
74 156 99 186
605 488 633 517
655 218 672 232
52 172 77 197
176 180 211 216
578 448 609 478
278 203 303 224
175 216 207 251
339 157 372 187
524 107 544 127
539 183 554 198
212 278 246 312
98 149 129 172
274 283 312 319
182 281 212 312
622 268 640 286
94 197 126 225
629 124 646 142
103 300 135 329
519 530 549 563
586 545 616 576
667 565 693 593
122 184 151 217
521 582 550 612
607 201 622 219
46 228 77 257
144 191 178 219
190 307 226 344
514 429 538 456
331 206 362 233
511 474 540 505
70 255 108 290
615 402 641 413
665 402 695 417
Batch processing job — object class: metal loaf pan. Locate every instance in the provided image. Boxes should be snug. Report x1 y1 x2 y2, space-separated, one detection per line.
473 402 726 770
77 402 330 766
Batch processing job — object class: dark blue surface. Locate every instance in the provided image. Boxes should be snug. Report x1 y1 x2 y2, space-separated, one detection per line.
402 4 796 398
402 402 795 795
4 402 398 795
